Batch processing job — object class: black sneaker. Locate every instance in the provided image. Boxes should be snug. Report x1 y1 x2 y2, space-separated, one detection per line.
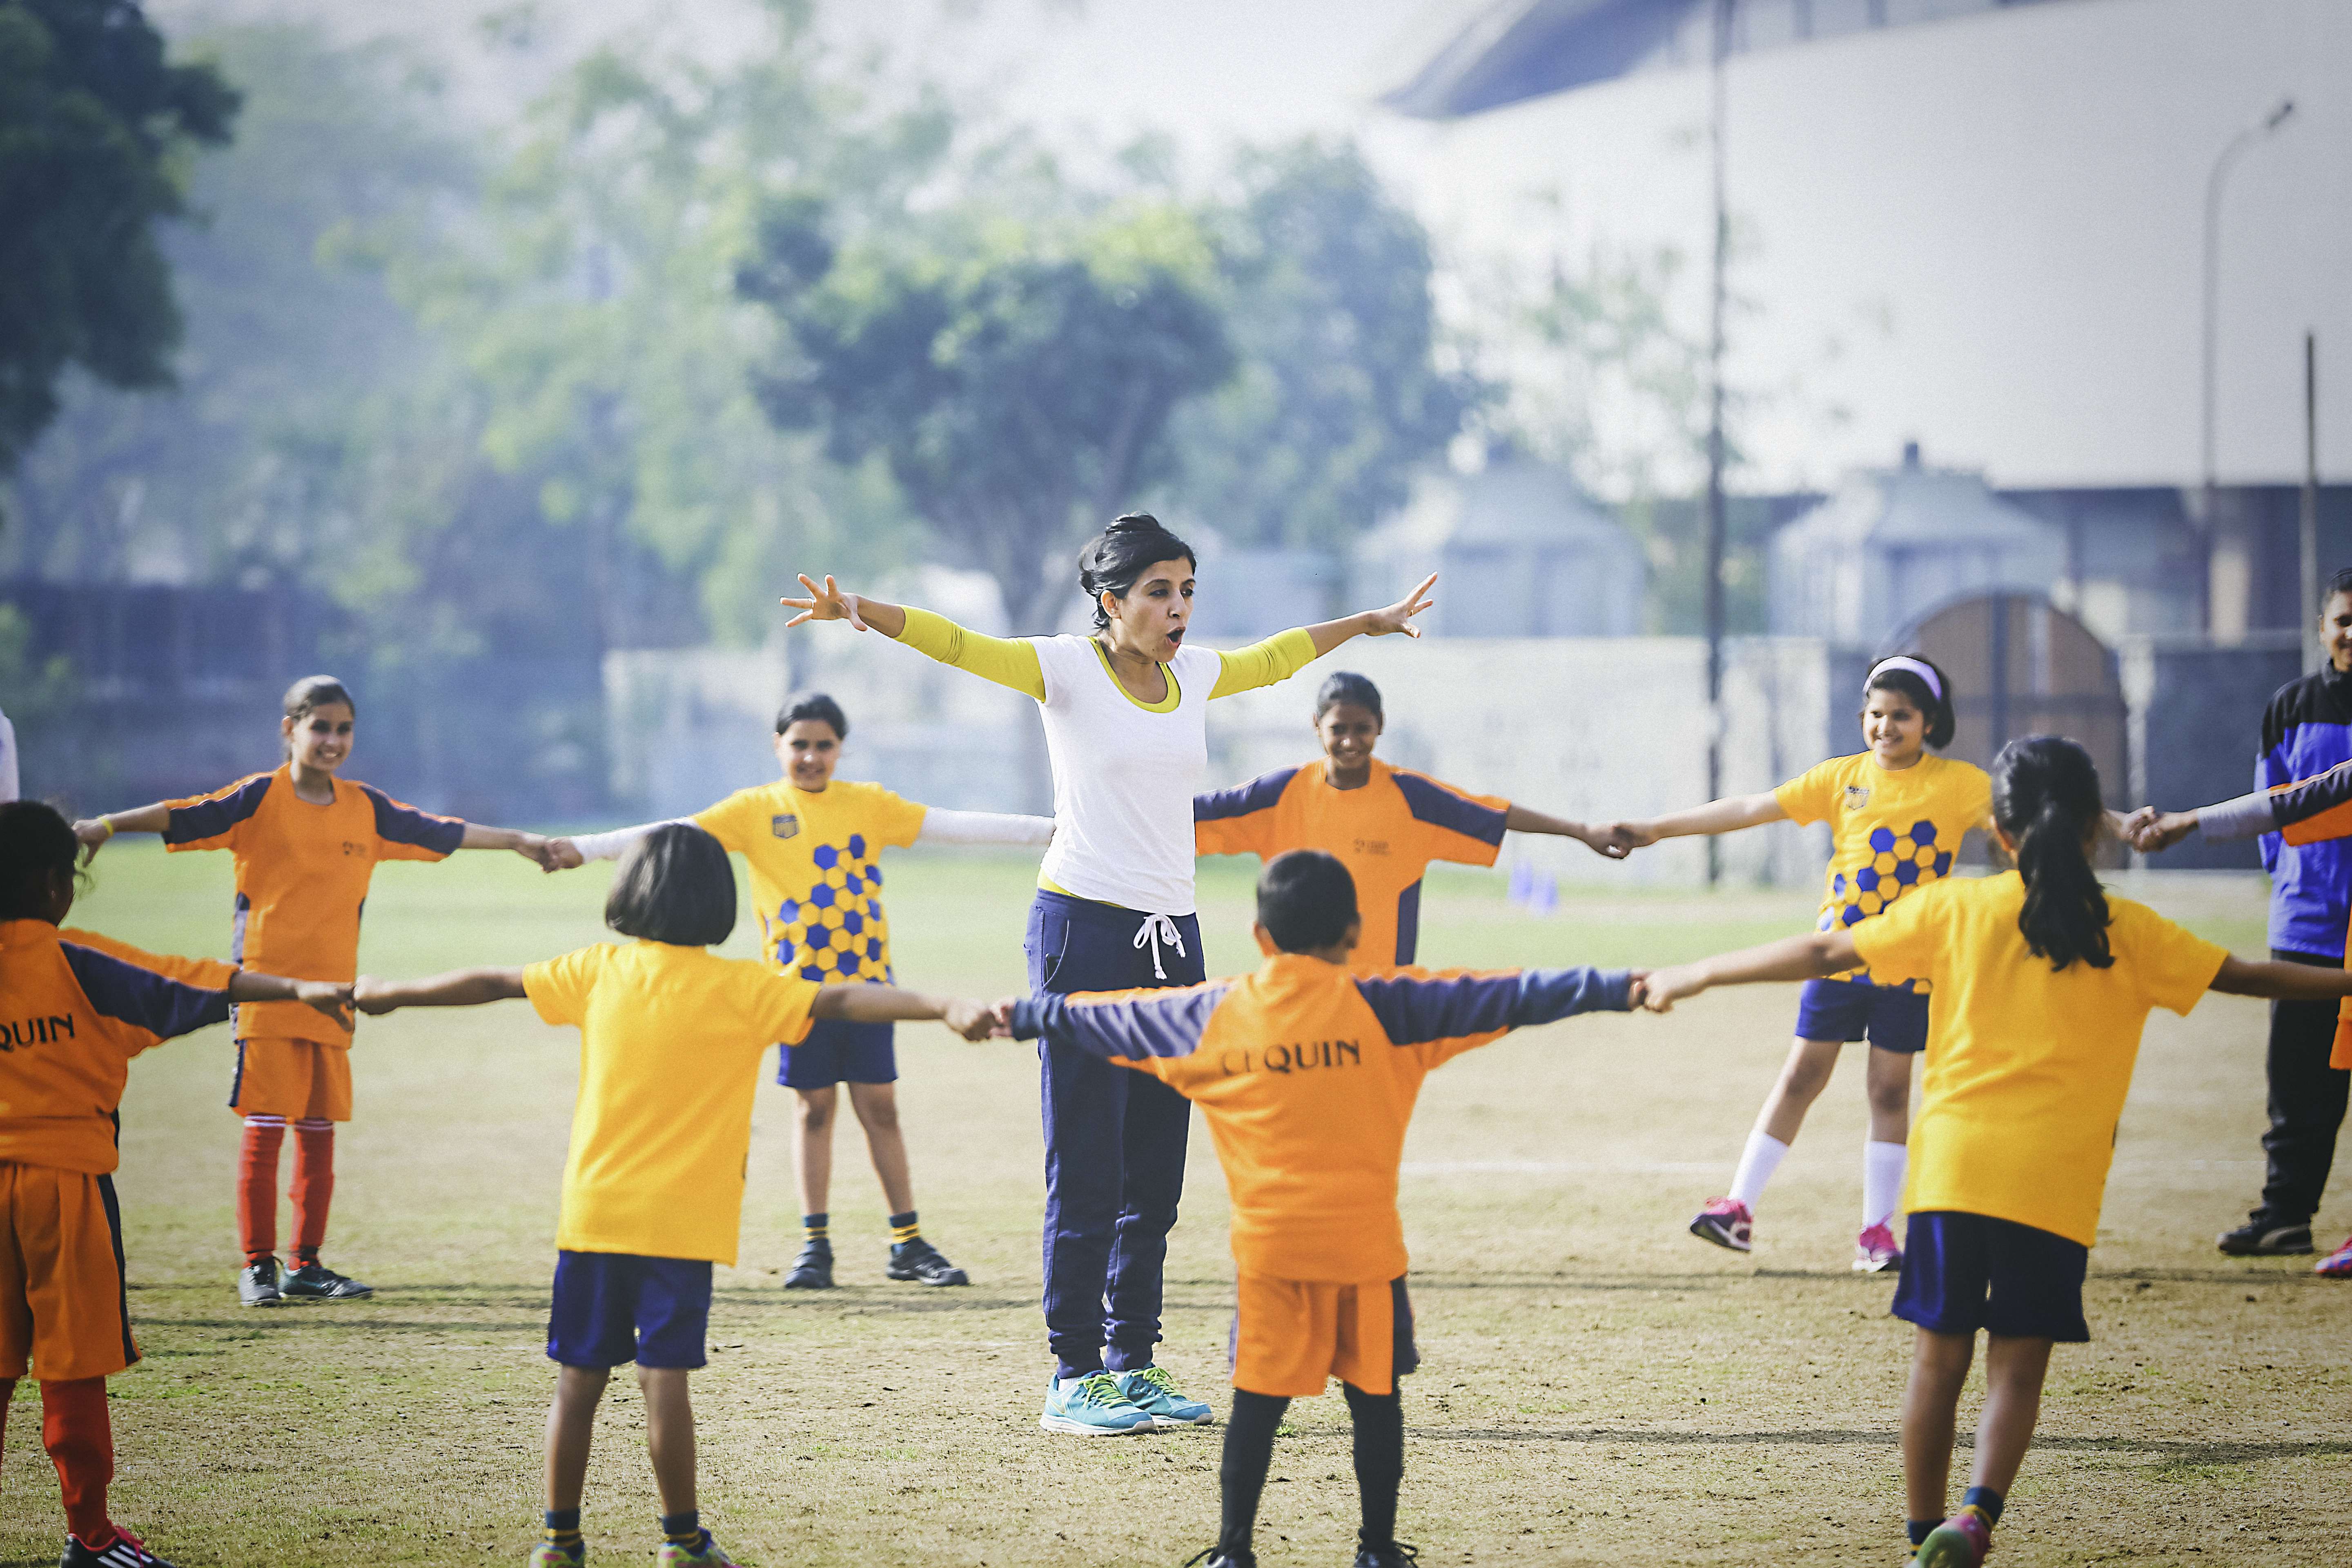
1353 1541 1421 1568
62 1526 176 1566
2216 1215 2313 1256
1180 1548 1254 1568
886 1236 969 1286
237 1258 282 1308
784 1238 834 1290
282 1260 373 1300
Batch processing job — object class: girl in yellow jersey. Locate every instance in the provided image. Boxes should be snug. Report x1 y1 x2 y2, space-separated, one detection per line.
1606 655 1990 1271
553 692 1054 1290
356 825 996 1568
1637 735 2352 1568
782 512 1434 1436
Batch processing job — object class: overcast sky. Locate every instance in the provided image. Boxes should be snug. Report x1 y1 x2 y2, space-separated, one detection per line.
160 0 2351 493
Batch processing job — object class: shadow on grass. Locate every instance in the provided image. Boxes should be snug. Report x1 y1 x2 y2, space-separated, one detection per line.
1412 1426 2352 1466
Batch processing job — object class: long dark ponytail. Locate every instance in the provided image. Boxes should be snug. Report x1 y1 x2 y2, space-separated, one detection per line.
1992 735 2112 971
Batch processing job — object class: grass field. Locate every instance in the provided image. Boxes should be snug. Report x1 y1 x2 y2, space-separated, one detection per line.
10 843 2345 1567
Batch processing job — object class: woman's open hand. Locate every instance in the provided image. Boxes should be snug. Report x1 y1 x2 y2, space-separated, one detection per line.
1359 573 1437 639
780 573 871 632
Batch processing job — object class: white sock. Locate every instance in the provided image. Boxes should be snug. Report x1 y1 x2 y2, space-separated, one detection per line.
1726 1130 1789 1210
1863 1139 1909 1228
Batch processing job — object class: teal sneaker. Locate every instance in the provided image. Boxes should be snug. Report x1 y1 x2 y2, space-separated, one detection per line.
1113 1365 1214 1428
655 1530 744 1565
1038 1371 1154 1436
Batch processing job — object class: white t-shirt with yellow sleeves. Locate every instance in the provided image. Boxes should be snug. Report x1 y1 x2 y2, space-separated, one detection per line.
694 779 927 985
1774 752 1993 991
525 940 818 1265
1850 873 2227 1248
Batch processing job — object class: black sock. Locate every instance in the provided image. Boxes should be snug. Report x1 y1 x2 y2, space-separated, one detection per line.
889 1209 920 1245
659 1509 700 1545
802 1213 828 1245
1962 1486 2004 1527
1907 1520 1936 1547
1342 1381 1404 1549
543 1508 582 1548
1218 1389 1290 1552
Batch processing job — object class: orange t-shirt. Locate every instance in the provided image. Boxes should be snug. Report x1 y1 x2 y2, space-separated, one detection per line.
0 920 242 1172
1010 953 1632 1281
164 767 463 1043
1194 759 1510 971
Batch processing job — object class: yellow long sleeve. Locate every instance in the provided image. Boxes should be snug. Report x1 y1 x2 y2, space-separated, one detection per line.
894 606 1047 701
1210 627 1318 699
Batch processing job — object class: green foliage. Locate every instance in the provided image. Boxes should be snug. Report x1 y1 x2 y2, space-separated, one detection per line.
742 191 1234 628
4 21 465 584
389 2 947 647
0 0 238 475
1165 139 1480 551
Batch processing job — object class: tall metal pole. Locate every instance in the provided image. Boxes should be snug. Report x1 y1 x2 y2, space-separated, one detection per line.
1703 0 1731 887
2200 97 2295 634
2305 330 2322 673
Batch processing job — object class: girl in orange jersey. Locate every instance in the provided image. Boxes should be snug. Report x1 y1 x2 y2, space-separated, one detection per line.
1 801 352 1568
1194 670 1628 973
73 675 558 1308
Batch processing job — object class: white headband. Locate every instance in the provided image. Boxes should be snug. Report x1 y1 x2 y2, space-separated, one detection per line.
1867 656 1943 704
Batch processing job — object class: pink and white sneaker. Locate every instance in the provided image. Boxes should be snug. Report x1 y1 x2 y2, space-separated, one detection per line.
1689 1197 1753 1253
2316 1233 2352 1278
1854 1221 1902 1274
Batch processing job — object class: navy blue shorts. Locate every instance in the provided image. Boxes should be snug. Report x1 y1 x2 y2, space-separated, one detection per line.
1794 977 1929 1054
546 1250 713 1369
1891 1211 2090 1343
778 1017 896 1089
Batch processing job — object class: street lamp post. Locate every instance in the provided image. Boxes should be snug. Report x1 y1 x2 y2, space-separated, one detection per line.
2200 96 2295 635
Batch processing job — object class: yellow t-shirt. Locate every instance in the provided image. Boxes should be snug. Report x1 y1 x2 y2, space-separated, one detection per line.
693 780 928 985
1774 752 1993 991
1850 873 2227 1248
525 940 819 1265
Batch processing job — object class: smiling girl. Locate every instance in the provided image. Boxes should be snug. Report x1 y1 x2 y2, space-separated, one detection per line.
782 512 1433 1438
72 675 558 1308
1605 655 1989 1271
1195 670 1628 972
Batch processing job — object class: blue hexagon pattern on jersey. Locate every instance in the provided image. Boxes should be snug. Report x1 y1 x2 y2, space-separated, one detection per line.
1820 818 1950 994
770 838 894 985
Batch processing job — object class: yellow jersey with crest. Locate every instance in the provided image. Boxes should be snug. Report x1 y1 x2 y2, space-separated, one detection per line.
692 779 928 986
1773 752 1992 991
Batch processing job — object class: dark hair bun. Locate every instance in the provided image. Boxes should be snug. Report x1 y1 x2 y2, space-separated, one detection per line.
1108 512 1167 535
1077 514 1197 632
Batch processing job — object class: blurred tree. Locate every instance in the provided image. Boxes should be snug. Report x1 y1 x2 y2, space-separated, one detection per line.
0 0 237 477
739 196 1234 630
1165 140 1480 552
398 0 948 648
4 21 463 584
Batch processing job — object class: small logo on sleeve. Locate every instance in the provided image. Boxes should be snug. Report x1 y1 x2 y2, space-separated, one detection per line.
771 814 801 839
1842 785 1871 810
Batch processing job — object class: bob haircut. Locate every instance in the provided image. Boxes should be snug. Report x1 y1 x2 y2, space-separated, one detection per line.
1077 513 1196 632
0 801 85 922
1314 671 1383 724
776 691 849 741
1256 849 1359 954
1862 653 1956 750
606 823 737 947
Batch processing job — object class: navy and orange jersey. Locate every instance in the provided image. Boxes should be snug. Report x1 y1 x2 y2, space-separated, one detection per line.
0 919 242 1173
2256 668 2352 956
1008 953 1633 1281
1194 759 1510 971
163 765 463 1045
